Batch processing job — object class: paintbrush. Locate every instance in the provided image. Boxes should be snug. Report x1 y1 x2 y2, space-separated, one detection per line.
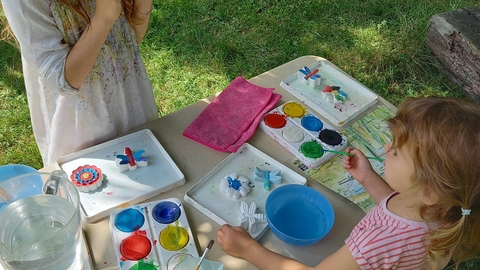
195 239 215 270
323 149 385 162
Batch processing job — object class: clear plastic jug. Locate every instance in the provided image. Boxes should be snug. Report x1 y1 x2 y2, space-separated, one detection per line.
0 170 84 270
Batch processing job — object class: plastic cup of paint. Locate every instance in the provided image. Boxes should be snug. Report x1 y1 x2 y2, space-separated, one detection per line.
172 257 216 270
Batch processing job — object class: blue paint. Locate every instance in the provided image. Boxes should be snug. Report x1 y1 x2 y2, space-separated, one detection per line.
227 176 242 191
301 115 323 132
114 208 145 232
152 201 181 224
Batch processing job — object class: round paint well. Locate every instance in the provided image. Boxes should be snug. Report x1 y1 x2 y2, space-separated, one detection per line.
159 226 189 251
301 115 323 132
114 208 145 233
299 141 324 159
130 260 158 270
264 113 286 128
282 126 305 143
282 102 305 118
319 129 343 146
119 234 151 261
152 201 181 224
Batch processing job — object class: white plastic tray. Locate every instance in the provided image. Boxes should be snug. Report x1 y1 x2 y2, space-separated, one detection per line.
109 198 198 270
55 129 185 223
184 143 306 240
280 59 378 126
259 101 348 167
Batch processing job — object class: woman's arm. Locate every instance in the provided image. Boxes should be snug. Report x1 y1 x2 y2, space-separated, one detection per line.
64 0 122 89
131 0 153 43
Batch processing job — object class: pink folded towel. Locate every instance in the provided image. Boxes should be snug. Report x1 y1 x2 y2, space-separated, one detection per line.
183 76 282 152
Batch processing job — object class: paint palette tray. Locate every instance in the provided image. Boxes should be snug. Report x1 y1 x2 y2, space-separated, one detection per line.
280 59 378 126
55 129 185 223
109 198 198 270
184 143 307 240
259 101 348 168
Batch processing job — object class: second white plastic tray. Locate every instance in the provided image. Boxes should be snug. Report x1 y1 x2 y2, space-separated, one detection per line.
184 143 306 240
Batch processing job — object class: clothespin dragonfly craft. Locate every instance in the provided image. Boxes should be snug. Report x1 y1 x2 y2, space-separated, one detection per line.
115 147 148 172
298 66 322 88
239 201 267 234
253 167 281 191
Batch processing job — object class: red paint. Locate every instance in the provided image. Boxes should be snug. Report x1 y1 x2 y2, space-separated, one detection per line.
106 190 115 195
120 234 151 261
124 147 136 167
264 114 287 128
304 68 319 79
323 86 333 93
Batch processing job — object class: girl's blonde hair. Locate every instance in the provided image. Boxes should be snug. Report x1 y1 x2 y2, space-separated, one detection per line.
388 97 480 269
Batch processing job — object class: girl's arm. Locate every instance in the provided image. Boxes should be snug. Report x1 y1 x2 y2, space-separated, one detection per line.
217 225 360 270
64 0 122 89
343 148 394 204
131 0 153 43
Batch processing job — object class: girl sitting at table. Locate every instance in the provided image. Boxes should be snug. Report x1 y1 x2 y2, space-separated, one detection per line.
217 96 480 269
1 0 158 166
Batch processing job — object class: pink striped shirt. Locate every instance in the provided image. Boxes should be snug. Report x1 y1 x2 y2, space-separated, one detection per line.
345 193 449 270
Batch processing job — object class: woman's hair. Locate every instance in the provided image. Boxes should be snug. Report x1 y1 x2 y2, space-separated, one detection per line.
388 97 480 269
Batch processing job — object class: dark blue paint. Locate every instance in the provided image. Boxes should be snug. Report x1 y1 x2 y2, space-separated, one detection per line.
227 176 242 191
114 208 145 232
152 201 181 224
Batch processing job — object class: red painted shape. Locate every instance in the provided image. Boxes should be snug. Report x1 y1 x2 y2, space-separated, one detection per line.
304 68 319 79
124 147 136 167
323 85 333 93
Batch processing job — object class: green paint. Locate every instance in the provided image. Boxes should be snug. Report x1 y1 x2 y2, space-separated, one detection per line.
130 259 158 270
299 141 323 159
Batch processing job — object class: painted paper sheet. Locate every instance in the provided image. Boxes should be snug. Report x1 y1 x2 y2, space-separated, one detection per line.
293 105 395 213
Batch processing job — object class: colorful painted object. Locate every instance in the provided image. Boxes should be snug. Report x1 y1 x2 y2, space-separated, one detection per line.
219 173 250 199
116 147 148 172
110 198 198 270
253 167 281 191
239 201 267 234
322 85 348 104
298 66 322 88
70 164 104 192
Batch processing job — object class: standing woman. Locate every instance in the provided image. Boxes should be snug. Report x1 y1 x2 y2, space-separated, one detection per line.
1 0 158 166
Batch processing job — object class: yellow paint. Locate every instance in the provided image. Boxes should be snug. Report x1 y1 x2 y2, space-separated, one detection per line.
282 102 305 118
159 225 189 251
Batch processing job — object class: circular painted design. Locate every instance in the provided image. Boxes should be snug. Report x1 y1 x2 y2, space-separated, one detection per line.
70 165 102 187
130 260 157 270
264 113 287 128
282 126 305 143
299 141 324 159
152 201 181 224
115 208 145 233
301 115 323 132
319 129 343 146
120 234 151 261
159 226 189 251
282 102 305 118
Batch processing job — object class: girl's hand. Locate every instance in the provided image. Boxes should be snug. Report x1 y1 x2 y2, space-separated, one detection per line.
94 0 122 24
342 147 376 184
217 225 257 258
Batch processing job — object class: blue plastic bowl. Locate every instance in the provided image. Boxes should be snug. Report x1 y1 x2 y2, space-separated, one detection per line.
266 184 335 246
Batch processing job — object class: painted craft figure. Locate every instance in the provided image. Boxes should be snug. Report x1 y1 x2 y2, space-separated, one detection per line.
322 85 348 104
239 201 266 234
217 97 480 270
220 173 251 199
253 167 281 191
298 66 322 88
116 147 148 172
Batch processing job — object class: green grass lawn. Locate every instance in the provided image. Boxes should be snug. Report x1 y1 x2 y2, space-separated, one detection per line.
1 1 479 268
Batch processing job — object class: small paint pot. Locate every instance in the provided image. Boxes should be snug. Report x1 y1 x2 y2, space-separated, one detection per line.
301 115 323 132
282 102 306 118
264 113 286 128
114 208 145 233
318 129 343 146
299 141 324 159
152 201 181 224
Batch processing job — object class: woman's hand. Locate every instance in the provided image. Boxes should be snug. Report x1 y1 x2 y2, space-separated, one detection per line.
217 225 257 258
94 0 122 24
